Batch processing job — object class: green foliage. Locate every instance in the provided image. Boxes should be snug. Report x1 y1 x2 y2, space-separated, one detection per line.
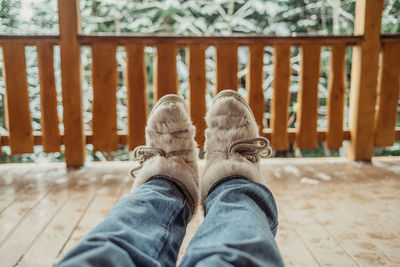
382 0 400 33
0 0 21 31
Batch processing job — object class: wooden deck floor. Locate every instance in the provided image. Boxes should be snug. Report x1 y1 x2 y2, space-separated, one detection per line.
0 157 399 266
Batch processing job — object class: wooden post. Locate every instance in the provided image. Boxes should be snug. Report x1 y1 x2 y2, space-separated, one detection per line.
91 42 119 152
348 0 383 161
215 43 238 94
125 44 148 150
246 44 265 134
188 44 207 150
374 43 400 147
37 43 61 152
271 45 291 150
2 43 34 154
296 44 321 149
154 44 178 102
326 44 346 149
58 0 85 167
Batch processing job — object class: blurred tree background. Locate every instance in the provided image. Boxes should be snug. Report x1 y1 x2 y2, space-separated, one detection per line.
0 0 399 163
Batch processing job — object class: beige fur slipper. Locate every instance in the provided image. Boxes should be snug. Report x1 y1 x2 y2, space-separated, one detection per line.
201 89 272 202
130 94 199 214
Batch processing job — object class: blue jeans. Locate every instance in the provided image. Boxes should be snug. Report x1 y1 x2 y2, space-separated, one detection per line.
57 177 283 267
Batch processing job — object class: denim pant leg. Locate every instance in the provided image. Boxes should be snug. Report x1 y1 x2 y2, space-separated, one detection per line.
57 177 191 267
180 177 284 267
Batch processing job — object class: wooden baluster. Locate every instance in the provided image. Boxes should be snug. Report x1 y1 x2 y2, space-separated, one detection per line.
91 42 118 151
154 44 177 102
326 44 346 149
188 44 207 150
348 0 383 160
271 45 291 150
215 43 238 94
125 44 148 150
296 44 321 149
1 43 33 154
37 43 61 152
58 0 85 167
374 43 400 147
246 44 265 134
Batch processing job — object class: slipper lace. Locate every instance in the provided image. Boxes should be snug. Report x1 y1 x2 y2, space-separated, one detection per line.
130 146 191 178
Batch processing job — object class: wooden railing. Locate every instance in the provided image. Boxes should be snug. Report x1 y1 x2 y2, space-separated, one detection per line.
0 0 399 167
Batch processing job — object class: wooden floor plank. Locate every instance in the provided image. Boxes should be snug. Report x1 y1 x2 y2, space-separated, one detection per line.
177 210 204 264
0 182 30 214
0 187 69 266
312 161 400 230
313 166 400 264
0 167 58 245
271 160 399 266
278 196 358 266
19 183 99 266
275 209 320 267
0 169 33 212
56 178 126 261
266 158 400 266
307 196 396 266
0 186 53 245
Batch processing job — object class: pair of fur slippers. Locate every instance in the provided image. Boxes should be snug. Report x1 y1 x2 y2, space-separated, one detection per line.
131 90 272 214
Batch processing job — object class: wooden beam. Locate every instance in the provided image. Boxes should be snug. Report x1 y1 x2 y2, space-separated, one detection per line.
37 43 61 152
348 0 384 160
76 34 364 46
58 0 85 167
7 127 400 147
246 44 265 134
0 35 59 45
271 45 291 150
381 34 400 43
1 43 33 154
374 43 400 147
263 128 353 143
125 44 148 150
154 44 178 102
91 42 119 151
188 44 207 150
326 44 347 149
296 44 321 149
215 43 238 94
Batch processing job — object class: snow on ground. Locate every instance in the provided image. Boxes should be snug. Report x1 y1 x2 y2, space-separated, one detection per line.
300 177 320 185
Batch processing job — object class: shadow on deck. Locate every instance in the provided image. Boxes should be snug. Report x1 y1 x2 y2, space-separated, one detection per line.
0 157 399 266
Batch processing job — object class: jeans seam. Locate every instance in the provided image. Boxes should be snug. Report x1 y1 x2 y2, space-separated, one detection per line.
271 223 278 233
154 197 187 262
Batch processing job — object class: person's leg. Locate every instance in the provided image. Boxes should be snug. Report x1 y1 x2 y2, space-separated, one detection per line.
57 177 191 267
180 90 283 266
179 177 283 267
58 94 200 267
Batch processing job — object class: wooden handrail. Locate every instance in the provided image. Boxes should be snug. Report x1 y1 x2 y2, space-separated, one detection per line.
381 34 400 43
0 130 358 147
0 35 59 45
3 34 400 45
77 34 364 45
3 129 400 147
